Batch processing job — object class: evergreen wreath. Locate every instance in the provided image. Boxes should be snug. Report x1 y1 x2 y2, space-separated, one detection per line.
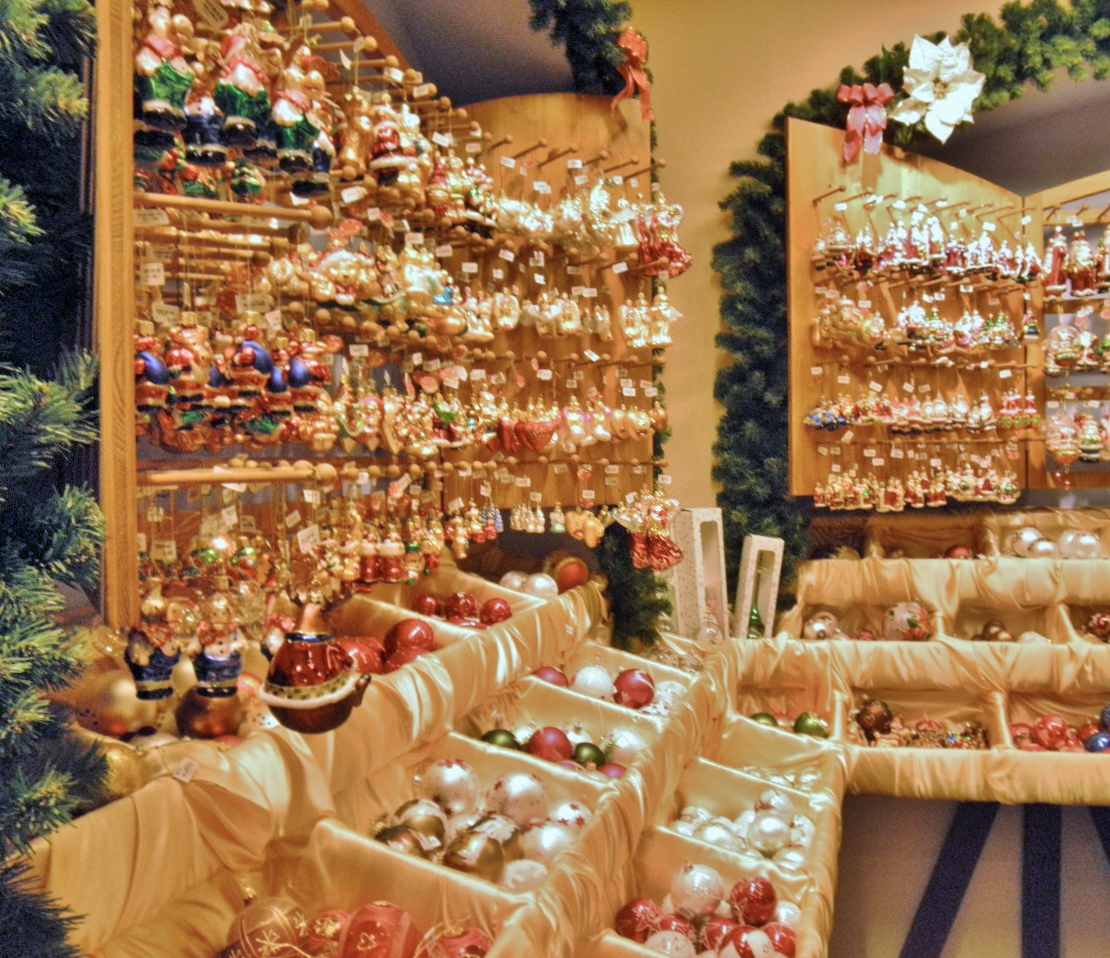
714 0 1110 598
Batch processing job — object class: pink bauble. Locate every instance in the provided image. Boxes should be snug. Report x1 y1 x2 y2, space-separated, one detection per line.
533 666 569 687
719 926 776 958
614 669 656 709
479 597 513 624
444 592 479 622
643 931 697 958
527 726 574 763
730 878 777 926
418 758 482 815
1033 715 1070 750
615 897 663 942
410 592 443 617
700 917 740 952
548 799 592 833
426 925 492 958
670 862 725 919
571 664 614 701
487 771 550 827
1010 722 1034 746
521 820 576 866
599 763 626 779
763 922 796 957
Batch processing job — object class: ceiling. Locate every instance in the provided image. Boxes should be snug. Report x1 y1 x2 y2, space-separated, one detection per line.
363 0 1110 197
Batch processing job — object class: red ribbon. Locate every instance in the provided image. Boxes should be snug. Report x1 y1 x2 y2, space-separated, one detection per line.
836 82 894 163
611 27 654 123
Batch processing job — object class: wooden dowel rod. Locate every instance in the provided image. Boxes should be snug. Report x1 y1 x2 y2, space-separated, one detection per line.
537 144 579 169
171 217 297 239
276 17 359 36
581 149 610 166
624 159 665 179
313 38 382 54
135 191 333 228
603 156 638 173
138 465 319 488
510 138 547 160
136 228 290 251
481 134 513 156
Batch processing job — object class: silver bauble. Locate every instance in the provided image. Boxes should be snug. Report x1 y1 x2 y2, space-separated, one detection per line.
521 821 576 866
669 861 724 919
747 810 791 856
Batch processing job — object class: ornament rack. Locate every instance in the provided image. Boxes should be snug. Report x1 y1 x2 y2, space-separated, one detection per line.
97 0 680 628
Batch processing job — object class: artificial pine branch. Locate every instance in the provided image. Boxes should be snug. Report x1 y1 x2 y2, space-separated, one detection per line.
596 523 672 650
528 0 632 95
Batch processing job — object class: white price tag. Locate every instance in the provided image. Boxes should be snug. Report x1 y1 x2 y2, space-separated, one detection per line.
341 185 366 204
432 132 452 148
263 308 282 332
533 181 551 194
499 248 515 262
302 488 321 504
405 232 424 246
412 83 433 98
151 303 179 325
1000 368 1012 379
842 430 854 442
1022 215 1032 225
529 491 543 503
918 384 931 394
461 262 479 274
584 350 600 362
892 200 907 210
537 368 553 381
869 380 883 393
349 343 369 357
837 373 850 385
622 386 636 397
817 446 828 456
605 476 619 486
831 464 842 473
903 381 915 393
152 539 177 563
863 447 876 458
983 222 996 232
575 174 589 186
471 368 486 381
141 261 165 287
364 207 381 223
533 273 546 285
173 758 201 783
930 457 942 468
644 386 658 397
583 287 598 298
834 202 848 212
297 523 321 553
134 207 170 227
567 159 583 170
582 489 596 500
235 293 269 313
220 504 238 529
605 464 620 475
465 141 482 154
872 457 885 466
891 447 905 459
612 261 629 275
500 156 516 169
514 476 531 488
659 474 673 485
412 352 423 366
435 244 453 258
136 532 148 553
811 366 823 376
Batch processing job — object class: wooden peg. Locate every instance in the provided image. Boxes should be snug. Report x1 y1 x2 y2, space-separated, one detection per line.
313 35 378 54
581 149 610 166
511 138 548 160
482 134 513 156
537 144 579 169
134 191 333 229
624 159 666 179
603 156 638 174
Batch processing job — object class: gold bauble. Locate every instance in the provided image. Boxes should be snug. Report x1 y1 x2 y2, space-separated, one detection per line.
981 620 1008 641
472 813 523 861
393 798 447 849
55 669 160 736
443 828 505 883
374 823 430 859
99 738 149 798
222 898 309 958
175 688 244 739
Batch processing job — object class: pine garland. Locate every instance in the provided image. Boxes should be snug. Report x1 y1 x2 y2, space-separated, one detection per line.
596 522 672 650
528 0 632 95
0 0 103 951
714 0 1110 598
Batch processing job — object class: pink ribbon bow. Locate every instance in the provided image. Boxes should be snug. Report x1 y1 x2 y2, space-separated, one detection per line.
836 82 894 163
611 27 654 123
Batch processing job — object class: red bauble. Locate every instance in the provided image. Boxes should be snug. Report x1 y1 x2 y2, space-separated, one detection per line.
615 898 662 942
385 619 438 656
426 925 492 958
1077 722 1102 744
1010 722 1034 746
533 666 570 687
337 636 386 674
720 925 775 958
385 646 430 672
730 877 777 926
479 597 513 625
1033 715 1070 751
599 763 626 779
763 922 796 957
854 629 878 642
656 913 696 943
410 592 443 618
700 916 740 952
548 555 591 593
338 902 422 958
945 545 973 559
1020 741 1047 752
915 718 945 734
444 592 479 622
307 910 349 953
613 669 655 709
527 726 573 762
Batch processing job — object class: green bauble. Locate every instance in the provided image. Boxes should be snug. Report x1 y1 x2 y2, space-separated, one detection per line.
794 712 829 738
481 728 520 750
750 712 780 728
573 741 606 768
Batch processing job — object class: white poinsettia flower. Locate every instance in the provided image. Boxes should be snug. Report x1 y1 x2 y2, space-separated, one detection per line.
889 35 986 143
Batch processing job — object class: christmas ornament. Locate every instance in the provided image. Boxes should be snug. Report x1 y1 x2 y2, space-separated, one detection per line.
750 713 779 729
747 812 791 857
522 573 560 599
603 728 648 766
487 771 550 826
613 669 655 709
499 571 528 591
773 846 808 870
549 799 592 833
411 592 443 617
854 699 893 741
730 877 777 926
59 669 159 737
500 858 548 893
763 923 796 958
336 635 385 673
670 862 725 919
420 923 492 958
701 917 741 952
754 789 795 820
260 631 370 734
573 741 606 768
599 763 626 779
176 686 245 738
337 902 422 958
642 931 696 958
526 727 574 763
656 913 696 943
223 898 310 958
616 898 663 942
384 619 438 655
94 738 149 800
418 758 482 815
693 817 741 852
883 601 934 641
1009 527 1045 557
307 910 349 955
479 597 512 625
392 798 447 849
775 902 802 930
533 666 569 687
542 552 591 593
571 664 615 701
374 824 431 859
442 828 505 883
792 713 828 738
520 820 575 866
480 728 519 750
801 611 840 641
719 925 776 958
471 813 524 861
1085 731 1110 753
444 592 479 622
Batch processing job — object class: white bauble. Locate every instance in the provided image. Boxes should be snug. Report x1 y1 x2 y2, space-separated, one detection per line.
500 858 548 893
548 799 592 833
571 664 614 701
754 789 795 822
732 808 756 839
418 758 482 815
521 821 576 866
669 861 725 919
1029 538 1059 558
643 931 697 958
523 573 560 598
801 611 839 641
1057 530 1080 558
445 808 484 844
564 722 593 746
487 772 550 827
671 819 697 837
694 817 741 852
602 728 647 766
748 811 791 856
679 804 712 824
774 901 803 929
500 571 528 591
719 928 774 958
789 814 816 850
773 846 807 871
1018 630 1050 644
1010 527 1045 557
1072 531 1103 560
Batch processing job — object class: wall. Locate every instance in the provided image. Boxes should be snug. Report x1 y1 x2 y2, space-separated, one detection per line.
628 2 1110 956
